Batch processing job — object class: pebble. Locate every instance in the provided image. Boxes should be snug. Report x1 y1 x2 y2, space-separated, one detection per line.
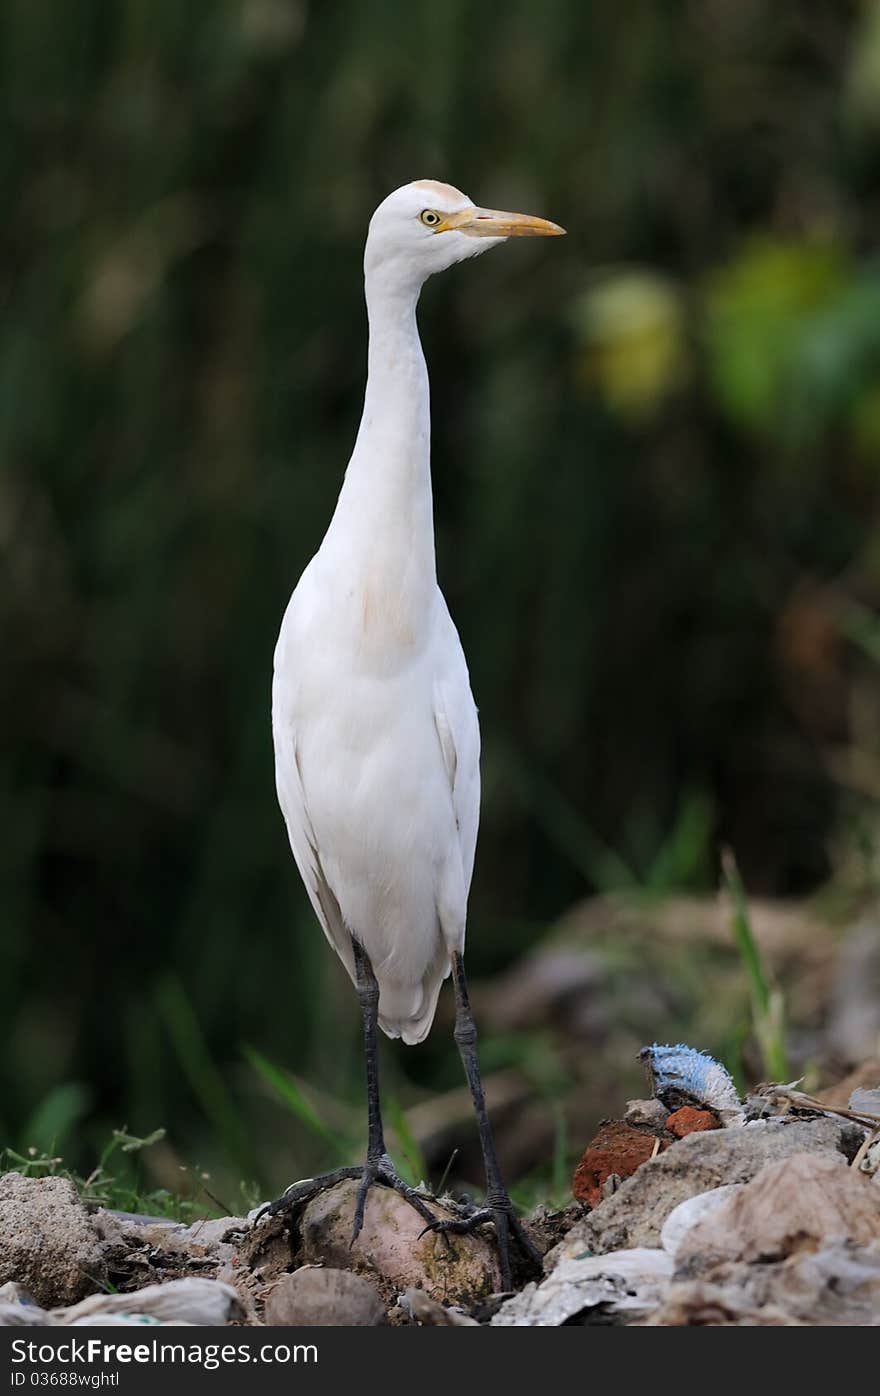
263 1267 385 1326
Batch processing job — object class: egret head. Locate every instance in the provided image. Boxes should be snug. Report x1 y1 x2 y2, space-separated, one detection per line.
364 180 564 292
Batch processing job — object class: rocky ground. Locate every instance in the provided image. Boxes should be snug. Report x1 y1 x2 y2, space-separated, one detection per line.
2 1059 878 1327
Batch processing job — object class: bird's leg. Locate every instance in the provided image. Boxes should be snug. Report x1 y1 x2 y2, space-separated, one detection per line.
261 935 440 1244
353 935 385 1161
347 937 440 1242
426 952 543 1289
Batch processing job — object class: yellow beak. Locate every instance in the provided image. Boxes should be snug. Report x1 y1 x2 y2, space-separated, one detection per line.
439 206 566 238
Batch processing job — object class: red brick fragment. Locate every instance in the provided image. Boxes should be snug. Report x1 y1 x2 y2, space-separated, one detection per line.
572 1121 667 1207
665 1106 720 1138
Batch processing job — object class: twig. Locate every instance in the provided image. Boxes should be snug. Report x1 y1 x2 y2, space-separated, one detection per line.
753 1082 880 1130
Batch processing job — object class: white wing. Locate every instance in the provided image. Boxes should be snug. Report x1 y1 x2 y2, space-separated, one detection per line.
272 698 357 986
432 605 481 902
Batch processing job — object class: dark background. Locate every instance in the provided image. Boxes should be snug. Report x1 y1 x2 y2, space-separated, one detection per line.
3 0 879 1206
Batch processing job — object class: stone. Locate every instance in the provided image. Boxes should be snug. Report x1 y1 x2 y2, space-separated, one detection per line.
552 1117 856 1260
572 1121 667 1207
649 1242 880 1326
95 1209 247 1275
240 1211 293 1287
666 1107 719 1138
399 1288 479 1325
492 1246 673 1326
0 1282 50 1327
858 1136 880 1178
297 1179 501 1305
676 1152 880 1267
660 1186 744 1260
53 1277 243 1326
263 1266 385 1326
624 1098 669 1131
176 1216 248 1254
0 1282 37 1305
524 1203 582 1256
0 1174 106 1308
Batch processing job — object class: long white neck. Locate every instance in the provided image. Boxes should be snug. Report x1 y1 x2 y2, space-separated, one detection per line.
324 266 437 638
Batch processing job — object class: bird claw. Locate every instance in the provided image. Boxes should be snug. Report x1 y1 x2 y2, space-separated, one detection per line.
350 1155 439 1245
419 1205 494 1237
259 1157 440 1245
258 1165 364 1222
419 1198 543 1289
262 1164 543 1287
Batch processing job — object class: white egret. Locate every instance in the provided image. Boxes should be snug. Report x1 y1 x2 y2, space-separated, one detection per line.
268 180 564 1285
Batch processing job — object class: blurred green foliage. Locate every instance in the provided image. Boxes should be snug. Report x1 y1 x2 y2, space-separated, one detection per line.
2 0 880 1195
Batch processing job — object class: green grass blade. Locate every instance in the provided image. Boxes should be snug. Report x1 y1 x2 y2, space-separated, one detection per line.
721 847 788 1081
243 1045 340 1147
384 1095 427 1189
156 976 253 1176
722 848 772 1015
20 1082 93 1155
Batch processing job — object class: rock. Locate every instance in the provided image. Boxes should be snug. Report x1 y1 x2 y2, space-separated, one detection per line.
0 1282 38 1306
624 1099 669 1131
660 1186 744 1260
858 1136 880 1178
53 1277 243 1326
572 1121 667 1207
263 1266 385 1325
177 1216 248 1253
666 1107 720 1138
492 1247 673 1326
96 1209 247 1276
649 1242 880 1326
98 1211 246 1257
553 1117 856 1259
0 1278 242 1328
296 1179 501 1304
399 1288 479 1325
241 1211 294 1287
653 1156 880 1326
0 1282 51 1327
850 1087 880 1117
0 1174 106 1307
86 1206 254 1310
524 1203 582 1256
0 1303 53 1327
676 1152 880 1268
104 1209 185 1227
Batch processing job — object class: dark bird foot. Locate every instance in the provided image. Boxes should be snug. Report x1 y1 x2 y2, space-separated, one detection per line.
423 1194 543 1291
258 1154 440 1247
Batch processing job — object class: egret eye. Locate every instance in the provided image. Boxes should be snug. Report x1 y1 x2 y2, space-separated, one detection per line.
419 209 442 228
